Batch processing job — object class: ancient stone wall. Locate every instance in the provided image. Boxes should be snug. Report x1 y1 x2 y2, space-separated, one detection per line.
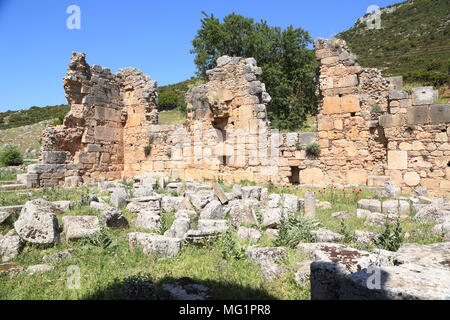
20 43 450 196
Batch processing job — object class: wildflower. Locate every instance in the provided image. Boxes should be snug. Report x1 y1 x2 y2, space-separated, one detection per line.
131 241 135 245
412 230 416 233
147 250 151 255
359 189 362 192
356 192 360 195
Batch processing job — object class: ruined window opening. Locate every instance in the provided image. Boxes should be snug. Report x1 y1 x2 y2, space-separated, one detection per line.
447 161 450 167
289 166 300 184
338 94 343 98
212 117 229 165
351 112 356 117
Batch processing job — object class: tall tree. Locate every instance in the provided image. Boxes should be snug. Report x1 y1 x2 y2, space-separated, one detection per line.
191 12 318 131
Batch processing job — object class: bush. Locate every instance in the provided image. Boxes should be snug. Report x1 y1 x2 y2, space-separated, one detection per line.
374 218 404 252
305 143 321 159
275 213 321 248
158 91 179 111
0 146 23 167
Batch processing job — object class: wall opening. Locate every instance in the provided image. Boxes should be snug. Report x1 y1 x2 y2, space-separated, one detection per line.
289 166 300 184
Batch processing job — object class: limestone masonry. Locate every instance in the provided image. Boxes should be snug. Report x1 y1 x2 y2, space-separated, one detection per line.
18 38 450 196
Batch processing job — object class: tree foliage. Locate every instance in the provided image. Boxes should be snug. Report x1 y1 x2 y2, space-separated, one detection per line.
0 145 23 167
190 12 318 131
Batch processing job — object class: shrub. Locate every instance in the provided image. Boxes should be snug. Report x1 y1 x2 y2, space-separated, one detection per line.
0 146 23 167
158 91 179 111
305 143 321 159
374 218 404 252
274 213 322 248
371 105 382 113
144 136 155 156
407 124 415 132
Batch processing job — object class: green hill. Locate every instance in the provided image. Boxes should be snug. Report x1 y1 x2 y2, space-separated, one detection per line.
337 0 450 87
0 104 70 130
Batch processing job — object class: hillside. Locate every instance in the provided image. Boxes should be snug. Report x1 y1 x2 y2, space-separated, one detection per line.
0 120 54 156
0 104 69 130
337 0 450 87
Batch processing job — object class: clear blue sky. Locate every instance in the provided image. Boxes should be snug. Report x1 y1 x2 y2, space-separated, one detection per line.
0 0 400 111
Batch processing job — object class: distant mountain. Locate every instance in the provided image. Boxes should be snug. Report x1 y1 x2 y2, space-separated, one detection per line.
337 0 449 87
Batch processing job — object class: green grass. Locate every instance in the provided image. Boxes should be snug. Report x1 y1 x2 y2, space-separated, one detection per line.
0 168 24 181
158 110 187 125
0 181 444 300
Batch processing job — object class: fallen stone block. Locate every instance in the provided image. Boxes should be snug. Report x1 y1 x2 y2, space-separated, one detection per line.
14 199 60 244
128 232 181 257
62 216 100 240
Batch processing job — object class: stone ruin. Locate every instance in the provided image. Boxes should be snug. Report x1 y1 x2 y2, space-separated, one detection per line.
18 38 450 196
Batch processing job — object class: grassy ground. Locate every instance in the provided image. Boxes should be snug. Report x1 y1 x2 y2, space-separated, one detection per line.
0 120 53 155
0 182 444 300
158 110 187 125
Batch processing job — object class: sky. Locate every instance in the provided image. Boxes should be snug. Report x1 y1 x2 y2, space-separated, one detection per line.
0 0 400 112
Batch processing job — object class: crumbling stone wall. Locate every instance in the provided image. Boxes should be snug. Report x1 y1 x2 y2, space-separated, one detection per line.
313 38 449 196
20 43 450 196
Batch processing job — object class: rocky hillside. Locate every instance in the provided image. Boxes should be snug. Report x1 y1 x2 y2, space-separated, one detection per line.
337 0 450 87
0 120 53 156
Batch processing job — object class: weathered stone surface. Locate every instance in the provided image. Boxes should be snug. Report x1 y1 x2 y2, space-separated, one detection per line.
231 184 243 199
387 151 407 170
161 277 212 300
184 220 229 242
237 227 261 243
411 86 435 106
62 216 100 240
110 188 129 208
395 242 450 270
312 228 344 243
241 186 262 200
14 199 60 244
357 199 381 212
164 218 190 239
133 186 154 198
42 250 72 264
354 230 379 245
384 181 401 198
261 208 282 228
52 200 72 212
331 211 355 219
229 200 258 227
126 196 161 213
100 207 128 228
415 204 450 224
304 190 316 217
0 235 22 262
186 191 213 210
199 200 224 220
381 200 410 214
247 247 287 266
26 264 54 275
0 262 23 275
161 196 183 213
174 209 197 221
339 263 450 300
128 232 181 257
135 211 161 231
213 183 228 205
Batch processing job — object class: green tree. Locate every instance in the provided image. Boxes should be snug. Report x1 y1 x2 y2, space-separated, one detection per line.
0 145 23 167
158 91 179 110
190 12 318 131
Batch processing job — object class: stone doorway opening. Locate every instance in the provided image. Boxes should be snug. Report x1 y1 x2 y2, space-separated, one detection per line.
212 117 229 165
289 166 300 184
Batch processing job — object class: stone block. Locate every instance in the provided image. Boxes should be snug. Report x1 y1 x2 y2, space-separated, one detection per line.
387 150 407 170
42 151 67 164
346 170 367 185
389 90 408 100
412 87 435 106
323 96 341 114
94 106 121 122
94 126 121 142
429 104 450 124
300 168 324 185
379 114 404 128
387 76 403 90
341 95 360 113
407 106 429 124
